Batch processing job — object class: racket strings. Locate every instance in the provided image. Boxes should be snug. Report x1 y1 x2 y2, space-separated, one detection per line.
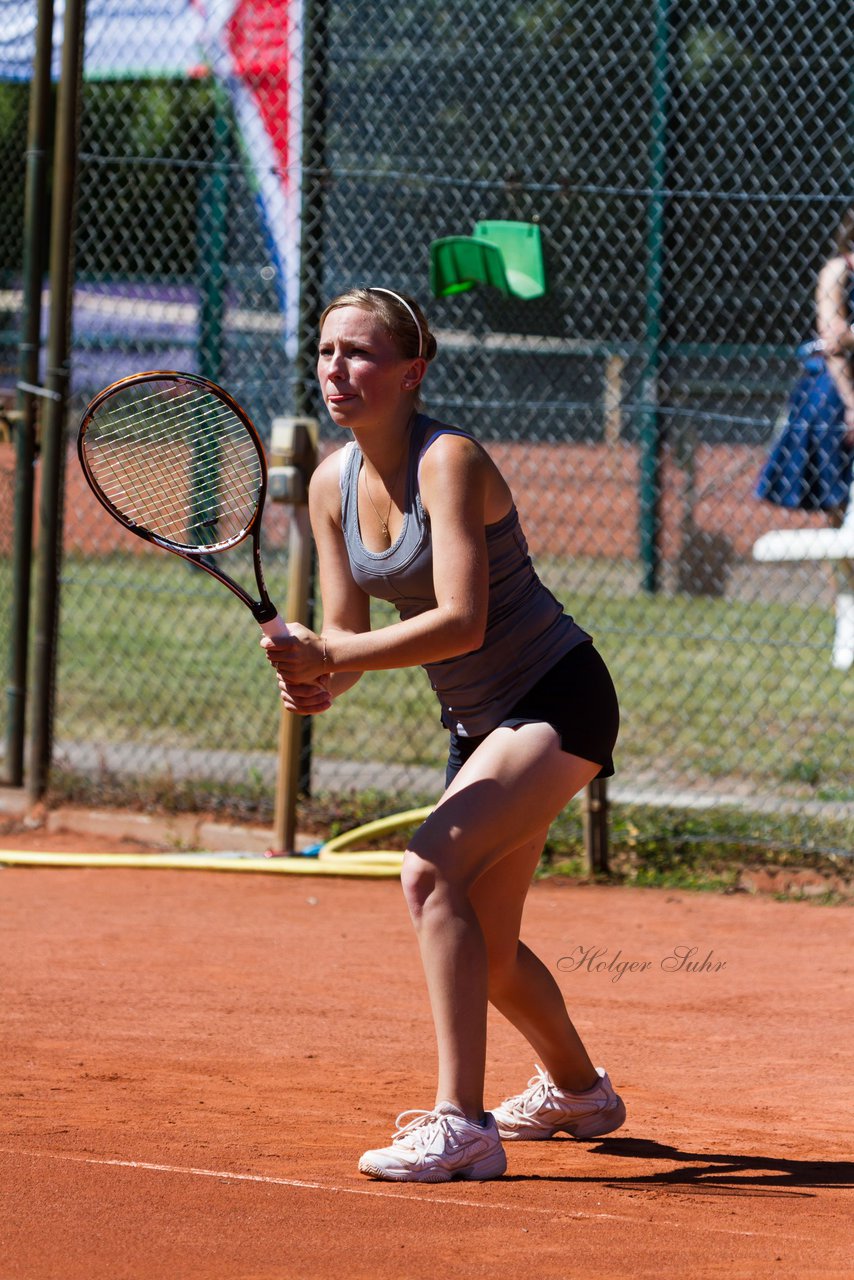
83 381 263 549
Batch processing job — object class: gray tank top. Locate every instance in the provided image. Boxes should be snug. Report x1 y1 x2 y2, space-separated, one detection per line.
340 414 590 737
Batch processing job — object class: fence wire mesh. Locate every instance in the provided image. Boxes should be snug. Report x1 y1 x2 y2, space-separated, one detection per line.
0 0 852 855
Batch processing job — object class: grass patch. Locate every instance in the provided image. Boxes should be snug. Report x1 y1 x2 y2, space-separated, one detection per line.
47 552 853 793
3 550 850 863
537 800 853 897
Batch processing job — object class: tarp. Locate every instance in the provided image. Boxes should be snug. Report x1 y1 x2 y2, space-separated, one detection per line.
0 0 207 80
1 0 303 351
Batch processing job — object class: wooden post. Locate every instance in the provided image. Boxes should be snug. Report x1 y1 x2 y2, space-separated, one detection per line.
603 353 624 446
272 505 314 853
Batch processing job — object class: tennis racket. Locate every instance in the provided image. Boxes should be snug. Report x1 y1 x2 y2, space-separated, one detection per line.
77 370 289 641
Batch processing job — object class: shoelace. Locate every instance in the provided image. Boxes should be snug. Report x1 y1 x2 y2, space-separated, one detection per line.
391 1108 465 1151
504 1065 556 1117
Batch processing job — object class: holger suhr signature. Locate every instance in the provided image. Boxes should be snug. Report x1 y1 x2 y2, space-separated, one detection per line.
557 944 726 983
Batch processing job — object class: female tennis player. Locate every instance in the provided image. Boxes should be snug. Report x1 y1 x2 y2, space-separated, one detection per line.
263 287 625 1182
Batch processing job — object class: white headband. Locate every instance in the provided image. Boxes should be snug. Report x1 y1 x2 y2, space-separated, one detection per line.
369 287 423 358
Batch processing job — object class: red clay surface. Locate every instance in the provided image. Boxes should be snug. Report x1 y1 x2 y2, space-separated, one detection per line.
2 439 833 563
1 827 853 1280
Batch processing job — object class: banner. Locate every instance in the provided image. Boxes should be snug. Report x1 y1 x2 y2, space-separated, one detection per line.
200 0 304 352
0 0 207 80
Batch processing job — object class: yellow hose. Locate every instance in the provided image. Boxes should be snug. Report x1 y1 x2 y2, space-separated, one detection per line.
0 849 399 876
319 806 433 864
0 806 434 878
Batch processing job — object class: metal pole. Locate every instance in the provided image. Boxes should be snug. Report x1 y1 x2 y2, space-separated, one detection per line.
293 0 329 422
6 0 55 786
639 0 668 594
583 778 610 876
28 0 87 800
287 0 329 807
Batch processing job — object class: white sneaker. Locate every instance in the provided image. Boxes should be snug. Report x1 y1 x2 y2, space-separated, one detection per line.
492 1065 626 1141
358 1102 508 1182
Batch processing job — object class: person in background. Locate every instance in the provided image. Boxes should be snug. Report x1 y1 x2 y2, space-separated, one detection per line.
755 207 854 518
755 210 854 667
816 206 854 465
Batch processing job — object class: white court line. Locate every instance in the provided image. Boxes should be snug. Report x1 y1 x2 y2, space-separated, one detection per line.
2 1146 574 1215
0 1146 802 1237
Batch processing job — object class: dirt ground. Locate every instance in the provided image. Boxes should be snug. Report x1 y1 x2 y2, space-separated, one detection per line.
1 819 853 1280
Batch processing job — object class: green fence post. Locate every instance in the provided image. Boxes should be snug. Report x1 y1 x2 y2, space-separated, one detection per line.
639 0 669 595
294 0 329 423
197 83 229 386
271 0 330 846
292 0 329 799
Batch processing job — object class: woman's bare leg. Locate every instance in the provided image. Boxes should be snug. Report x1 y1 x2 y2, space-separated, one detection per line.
469 839 599 1092
401 722 600 1118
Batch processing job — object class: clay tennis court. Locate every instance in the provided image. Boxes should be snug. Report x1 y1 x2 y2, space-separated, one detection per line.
1 822 852 1279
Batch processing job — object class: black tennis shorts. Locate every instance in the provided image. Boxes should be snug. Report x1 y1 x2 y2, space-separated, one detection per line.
445 641 619 788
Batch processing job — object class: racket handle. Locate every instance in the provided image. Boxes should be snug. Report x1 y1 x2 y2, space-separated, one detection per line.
259 614 291 643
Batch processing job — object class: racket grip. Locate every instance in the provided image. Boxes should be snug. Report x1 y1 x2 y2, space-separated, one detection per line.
259 614 291 643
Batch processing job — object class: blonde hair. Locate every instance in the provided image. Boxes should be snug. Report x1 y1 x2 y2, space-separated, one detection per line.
319 287 438 364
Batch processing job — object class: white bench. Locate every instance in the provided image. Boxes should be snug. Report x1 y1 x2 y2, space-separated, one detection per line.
752 483 854 670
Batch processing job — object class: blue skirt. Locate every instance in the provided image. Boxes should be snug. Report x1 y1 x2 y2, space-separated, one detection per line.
755 352 852 512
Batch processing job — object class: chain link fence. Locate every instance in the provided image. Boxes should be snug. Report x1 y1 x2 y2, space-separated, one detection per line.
1 0 852 855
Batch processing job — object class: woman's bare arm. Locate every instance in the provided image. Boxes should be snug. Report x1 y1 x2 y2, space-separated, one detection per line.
816 255 854 443
267 434 507 684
